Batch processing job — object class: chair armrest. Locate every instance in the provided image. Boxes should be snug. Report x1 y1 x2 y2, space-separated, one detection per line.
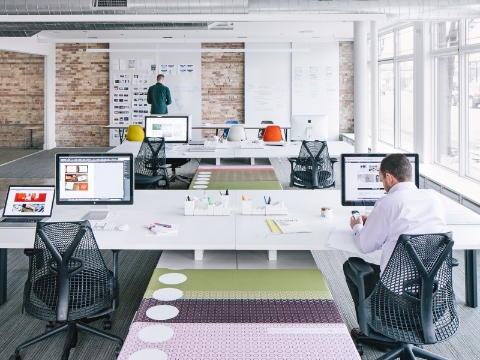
24 248 35 257
348 257 375 278
160 164 172 169
330 158 338 164
452 257 459 267
287 157 296 164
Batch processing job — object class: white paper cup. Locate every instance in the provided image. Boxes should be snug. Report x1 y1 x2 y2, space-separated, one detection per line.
321 208 333 218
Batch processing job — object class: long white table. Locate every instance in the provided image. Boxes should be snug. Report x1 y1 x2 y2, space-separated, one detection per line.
193 124 291 140
111 140 354 165
1 189 479 306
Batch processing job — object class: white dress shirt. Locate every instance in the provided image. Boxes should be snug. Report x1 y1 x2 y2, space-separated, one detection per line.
352 182 448 273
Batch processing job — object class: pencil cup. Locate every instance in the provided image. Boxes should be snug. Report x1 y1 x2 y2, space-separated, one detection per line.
185 200 194 216
241 199 252 215
213 203 223 216
221 194 229 208
207 204 214 216
321 207 333 218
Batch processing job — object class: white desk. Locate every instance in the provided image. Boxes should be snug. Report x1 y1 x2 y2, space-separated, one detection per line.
2 189 478 306
111 140 354 165
193 124 291 140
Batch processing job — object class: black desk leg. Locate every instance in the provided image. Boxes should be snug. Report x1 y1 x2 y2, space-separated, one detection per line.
465 249 478 308
0 249 7 305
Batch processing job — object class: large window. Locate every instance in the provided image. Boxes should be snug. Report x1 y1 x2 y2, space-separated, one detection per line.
377 26 413 150
435 55 459 172
379 63 394 145
399 61 414 151
433 20 480 183
467 52 480 179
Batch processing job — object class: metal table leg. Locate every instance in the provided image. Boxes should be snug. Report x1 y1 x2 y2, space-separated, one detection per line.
119 128 126 144
465 249 478 308
0 249 7 305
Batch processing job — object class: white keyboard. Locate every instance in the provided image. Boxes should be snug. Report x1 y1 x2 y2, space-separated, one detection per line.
92 222 118 231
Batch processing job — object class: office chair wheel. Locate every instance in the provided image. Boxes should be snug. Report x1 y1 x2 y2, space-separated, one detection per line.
103 320 112 330
355 343 363 356
45 323 54 332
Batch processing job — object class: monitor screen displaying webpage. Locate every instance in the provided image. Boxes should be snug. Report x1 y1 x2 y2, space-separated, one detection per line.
144 115 190 143
55 153 134 205
341 153 419 206
2 185 55 217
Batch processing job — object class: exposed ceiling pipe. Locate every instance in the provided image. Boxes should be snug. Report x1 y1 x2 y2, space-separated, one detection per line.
0 0 478 19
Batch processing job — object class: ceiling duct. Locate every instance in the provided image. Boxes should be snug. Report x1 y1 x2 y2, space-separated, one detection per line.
0 0 249 15
0 22 212 36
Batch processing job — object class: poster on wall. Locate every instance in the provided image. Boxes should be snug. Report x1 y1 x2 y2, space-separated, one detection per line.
159 64 176 75
133 74 148 84
178 64 194 75
114 74 130 84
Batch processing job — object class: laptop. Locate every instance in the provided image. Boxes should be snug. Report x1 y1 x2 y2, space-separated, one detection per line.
188 140 205 145
0 185 55 228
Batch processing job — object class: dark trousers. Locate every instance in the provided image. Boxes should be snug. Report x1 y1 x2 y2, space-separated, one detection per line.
343 258 381 321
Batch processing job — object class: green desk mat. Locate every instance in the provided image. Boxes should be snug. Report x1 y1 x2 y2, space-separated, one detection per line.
189 180 282 190
144 268 333 300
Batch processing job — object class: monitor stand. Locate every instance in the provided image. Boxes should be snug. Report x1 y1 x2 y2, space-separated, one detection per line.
82 205 109 221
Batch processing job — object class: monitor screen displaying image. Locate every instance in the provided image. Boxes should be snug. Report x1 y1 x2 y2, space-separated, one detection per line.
144 115 190 143
55 153 134 206
341 153 419 206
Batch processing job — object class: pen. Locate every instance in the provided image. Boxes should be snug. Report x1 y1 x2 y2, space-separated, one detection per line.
268 196 271 204
187 195 191 201
154 222 172 228
226 189 229 195
264 196 268 204
207 197 212 205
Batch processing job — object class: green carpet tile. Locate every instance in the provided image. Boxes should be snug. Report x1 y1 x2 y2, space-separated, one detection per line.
144 269 333 300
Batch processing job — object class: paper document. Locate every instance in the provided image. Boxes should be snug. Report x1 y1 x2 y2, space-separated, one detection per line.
326 226 379 255
266 218 282 233
145 223 179 235
273 219 313 234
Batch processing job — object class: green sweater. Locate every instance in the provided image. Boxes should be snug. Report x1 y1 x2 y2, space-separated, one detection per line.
147 82 172 114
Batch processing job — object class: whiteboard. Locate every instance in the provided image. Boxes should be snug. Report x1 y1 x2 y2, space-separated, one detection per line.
292 42 339 140
244 43 291 139
109 43 201 145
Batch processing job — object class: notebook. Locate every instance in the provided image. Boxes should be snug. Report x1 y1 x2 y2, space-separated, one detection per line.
0 185 55 228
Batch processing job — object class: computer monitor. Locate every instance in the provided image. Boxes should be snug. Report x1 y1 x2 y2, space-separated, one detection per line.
341 153 420 206
144 115 191 143
55 153 134 220
290 115 328 141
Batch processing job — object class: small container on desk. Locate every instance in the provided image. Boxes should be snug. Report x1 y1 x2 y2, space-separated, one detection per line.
265 201 288 215
241 199 267 215
185 199 194 215
221 194 230 208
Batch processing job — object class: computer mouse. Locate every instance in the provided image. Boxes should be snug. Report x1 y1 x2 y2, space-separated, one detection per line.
117 224 129 231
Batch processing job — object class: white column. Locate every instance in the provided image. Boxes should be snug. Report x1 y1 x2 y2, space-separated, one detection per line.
413 22 431 163
370 22 379 153
354 21 369 153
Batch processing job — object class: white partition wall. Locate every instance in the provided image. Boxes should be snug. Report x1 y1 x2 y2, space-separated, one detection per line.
244 42 292 140
109 43 202 145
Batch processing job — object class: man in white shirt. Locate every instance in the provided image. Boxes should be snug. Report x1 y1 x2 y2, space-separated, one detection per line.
343 153 447 328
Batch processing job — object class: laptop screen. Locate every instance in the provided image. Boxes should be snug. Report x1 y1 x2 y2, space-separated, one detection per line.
2 186 55 217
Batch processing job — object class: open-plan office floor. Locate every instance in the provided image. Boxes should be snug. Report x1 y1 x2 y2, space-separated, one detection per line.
0 148 478 359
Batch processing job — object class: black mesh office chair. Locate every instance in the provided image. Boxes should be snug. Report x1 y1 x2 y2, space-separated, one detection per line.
287 140 337 189
10 221 123 360
347 232 459 360
168 158 192 185
135 137 171 189
258 120 274 139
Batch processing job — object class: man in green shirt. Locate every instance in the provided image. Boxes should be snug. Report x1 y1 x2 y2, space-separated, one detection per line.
147 74 172 114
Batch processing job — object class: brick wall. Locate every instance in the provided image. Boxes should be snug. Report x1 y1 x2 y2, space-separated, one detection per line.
339 41 354 133
201 43 245 138
0 51 44 147
56 43 109 147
